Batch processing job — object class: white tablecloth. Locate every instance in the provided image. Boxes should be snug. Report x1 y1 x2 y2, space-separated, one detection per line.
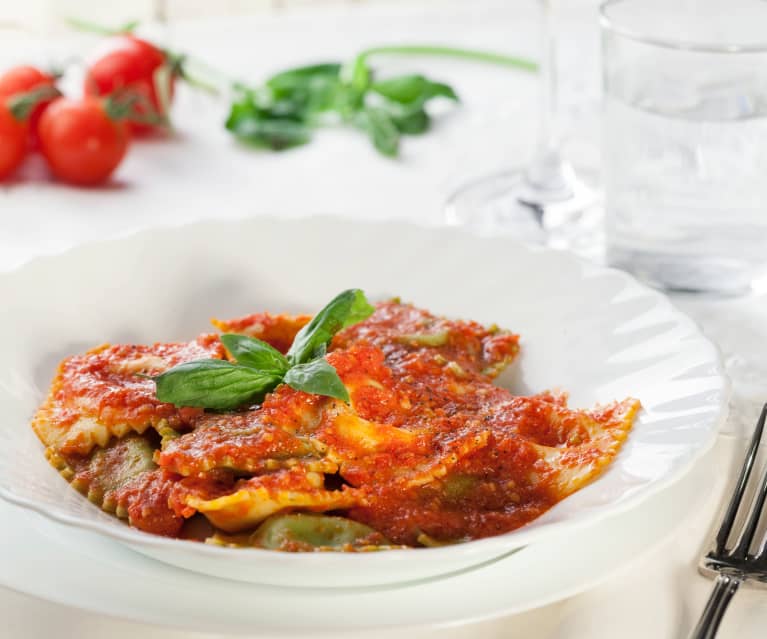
2 1 766 637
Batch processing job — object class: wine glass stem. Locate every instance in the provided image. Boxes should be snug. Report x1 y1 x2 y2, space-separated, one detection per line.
525 0 573 197
154 0 168 23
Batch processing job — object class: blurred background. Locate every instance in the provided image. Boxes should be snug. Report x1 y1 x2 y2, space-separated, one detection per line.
0 0 604 266
0 0 601 25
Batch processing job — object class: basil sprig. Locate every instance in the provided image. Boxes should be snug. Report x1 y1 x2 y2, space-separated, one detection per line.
223 46 537 157
154 289 375 409
225 60 460 157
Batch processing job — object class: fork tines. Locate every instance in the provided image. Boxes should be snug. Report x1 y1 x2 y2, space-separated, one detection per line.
706 403 767 577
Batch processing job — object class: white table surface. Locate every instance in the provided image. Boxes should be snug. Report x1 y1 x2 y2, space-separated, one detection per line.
2 1 766 637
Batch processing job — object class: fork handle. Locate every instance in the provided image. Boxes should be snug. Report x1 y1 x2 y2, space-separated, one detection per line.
689 573 741 639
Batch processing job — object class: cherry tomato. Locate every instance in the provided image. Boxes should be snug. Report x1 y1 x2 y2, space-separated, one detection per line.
84 35 173 134
38 97 130 186
0 66 57 143
0 99 28 179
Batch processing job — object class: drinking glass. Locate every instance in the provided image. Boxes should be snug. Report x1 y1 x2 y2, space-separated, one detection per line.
601 0 767 294
445 0 599 247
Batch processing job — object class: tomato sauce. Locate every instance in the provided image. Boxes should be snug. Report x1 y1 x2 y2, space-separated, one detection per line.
212 312 311 354
34 334 225 456
33 301 639 546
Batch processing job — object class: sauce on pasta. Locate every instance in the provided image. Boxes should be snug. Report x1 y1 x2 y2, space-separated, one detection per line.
32 300 639 549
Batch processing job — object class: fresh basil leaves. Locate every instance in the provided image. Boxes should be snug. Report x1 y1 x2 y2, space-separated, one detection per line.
220 333 289 374
284 358 350 403
225 98 311 150
224 57 458 157
287 288 375 365
153 359 281 411
153 289 374 410
222 43 540 156
357 106 401 157
371 74 458 105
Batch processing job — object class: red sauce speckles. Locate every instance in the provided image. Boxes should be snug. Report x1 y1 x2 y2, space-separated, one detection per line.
51 335 224 432
168 473 236 518
211 312 311 354
113 469 185 537
333 301 519 380
158 411 314 476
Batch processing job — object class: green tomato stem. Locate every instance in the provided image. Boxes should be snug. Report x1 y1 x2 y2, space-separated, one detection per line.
358 45 538 73
170 53 225 96
7 85 61 121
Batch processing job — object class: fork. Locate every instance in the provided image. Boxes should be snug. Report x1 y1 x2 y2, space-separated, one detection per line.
690 403 767 639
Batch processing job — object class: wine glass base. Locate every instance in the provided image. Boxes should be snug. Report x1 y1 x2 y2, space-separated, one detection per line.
445 170 604 259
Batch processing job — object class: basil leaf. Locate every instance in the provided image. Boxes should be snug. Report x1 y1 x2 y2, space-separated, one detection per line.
371 74 429 104
357 107 399 157
284 358 349 402
334 56 371 118
267 63 342 116
391 108 430 135
220 334 289 374
348 57 371 94
154 359 281 410
267 63 342 94
334 84 364 119
225 100 311 150
287 289 375 365
371 75 458 106
423 81 459 102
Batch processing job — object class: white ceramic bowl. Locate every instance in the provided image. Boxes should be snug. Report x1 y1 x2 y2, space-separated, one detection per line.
0 217 728 587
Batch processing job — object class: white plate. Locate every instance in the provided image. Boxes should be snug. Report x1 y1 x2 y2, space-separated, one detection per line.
0 217 728 587
0 438 718 635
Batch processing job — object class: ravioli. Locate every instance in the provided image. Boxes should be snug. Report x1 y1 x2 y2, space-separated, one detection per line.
31 300 640 549
157 410 322 476
345 395 638 545
47 433 157 512
211 312 311 353
32 334 225 456
172 466 360 532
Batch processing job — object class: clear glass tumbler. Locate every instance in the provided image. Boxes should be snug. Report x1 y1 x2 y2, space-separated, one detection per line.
601 0 767 294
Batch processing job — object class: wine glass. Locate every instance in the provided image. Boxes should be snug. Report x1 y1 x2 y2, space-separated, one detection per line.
445 0 599 251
